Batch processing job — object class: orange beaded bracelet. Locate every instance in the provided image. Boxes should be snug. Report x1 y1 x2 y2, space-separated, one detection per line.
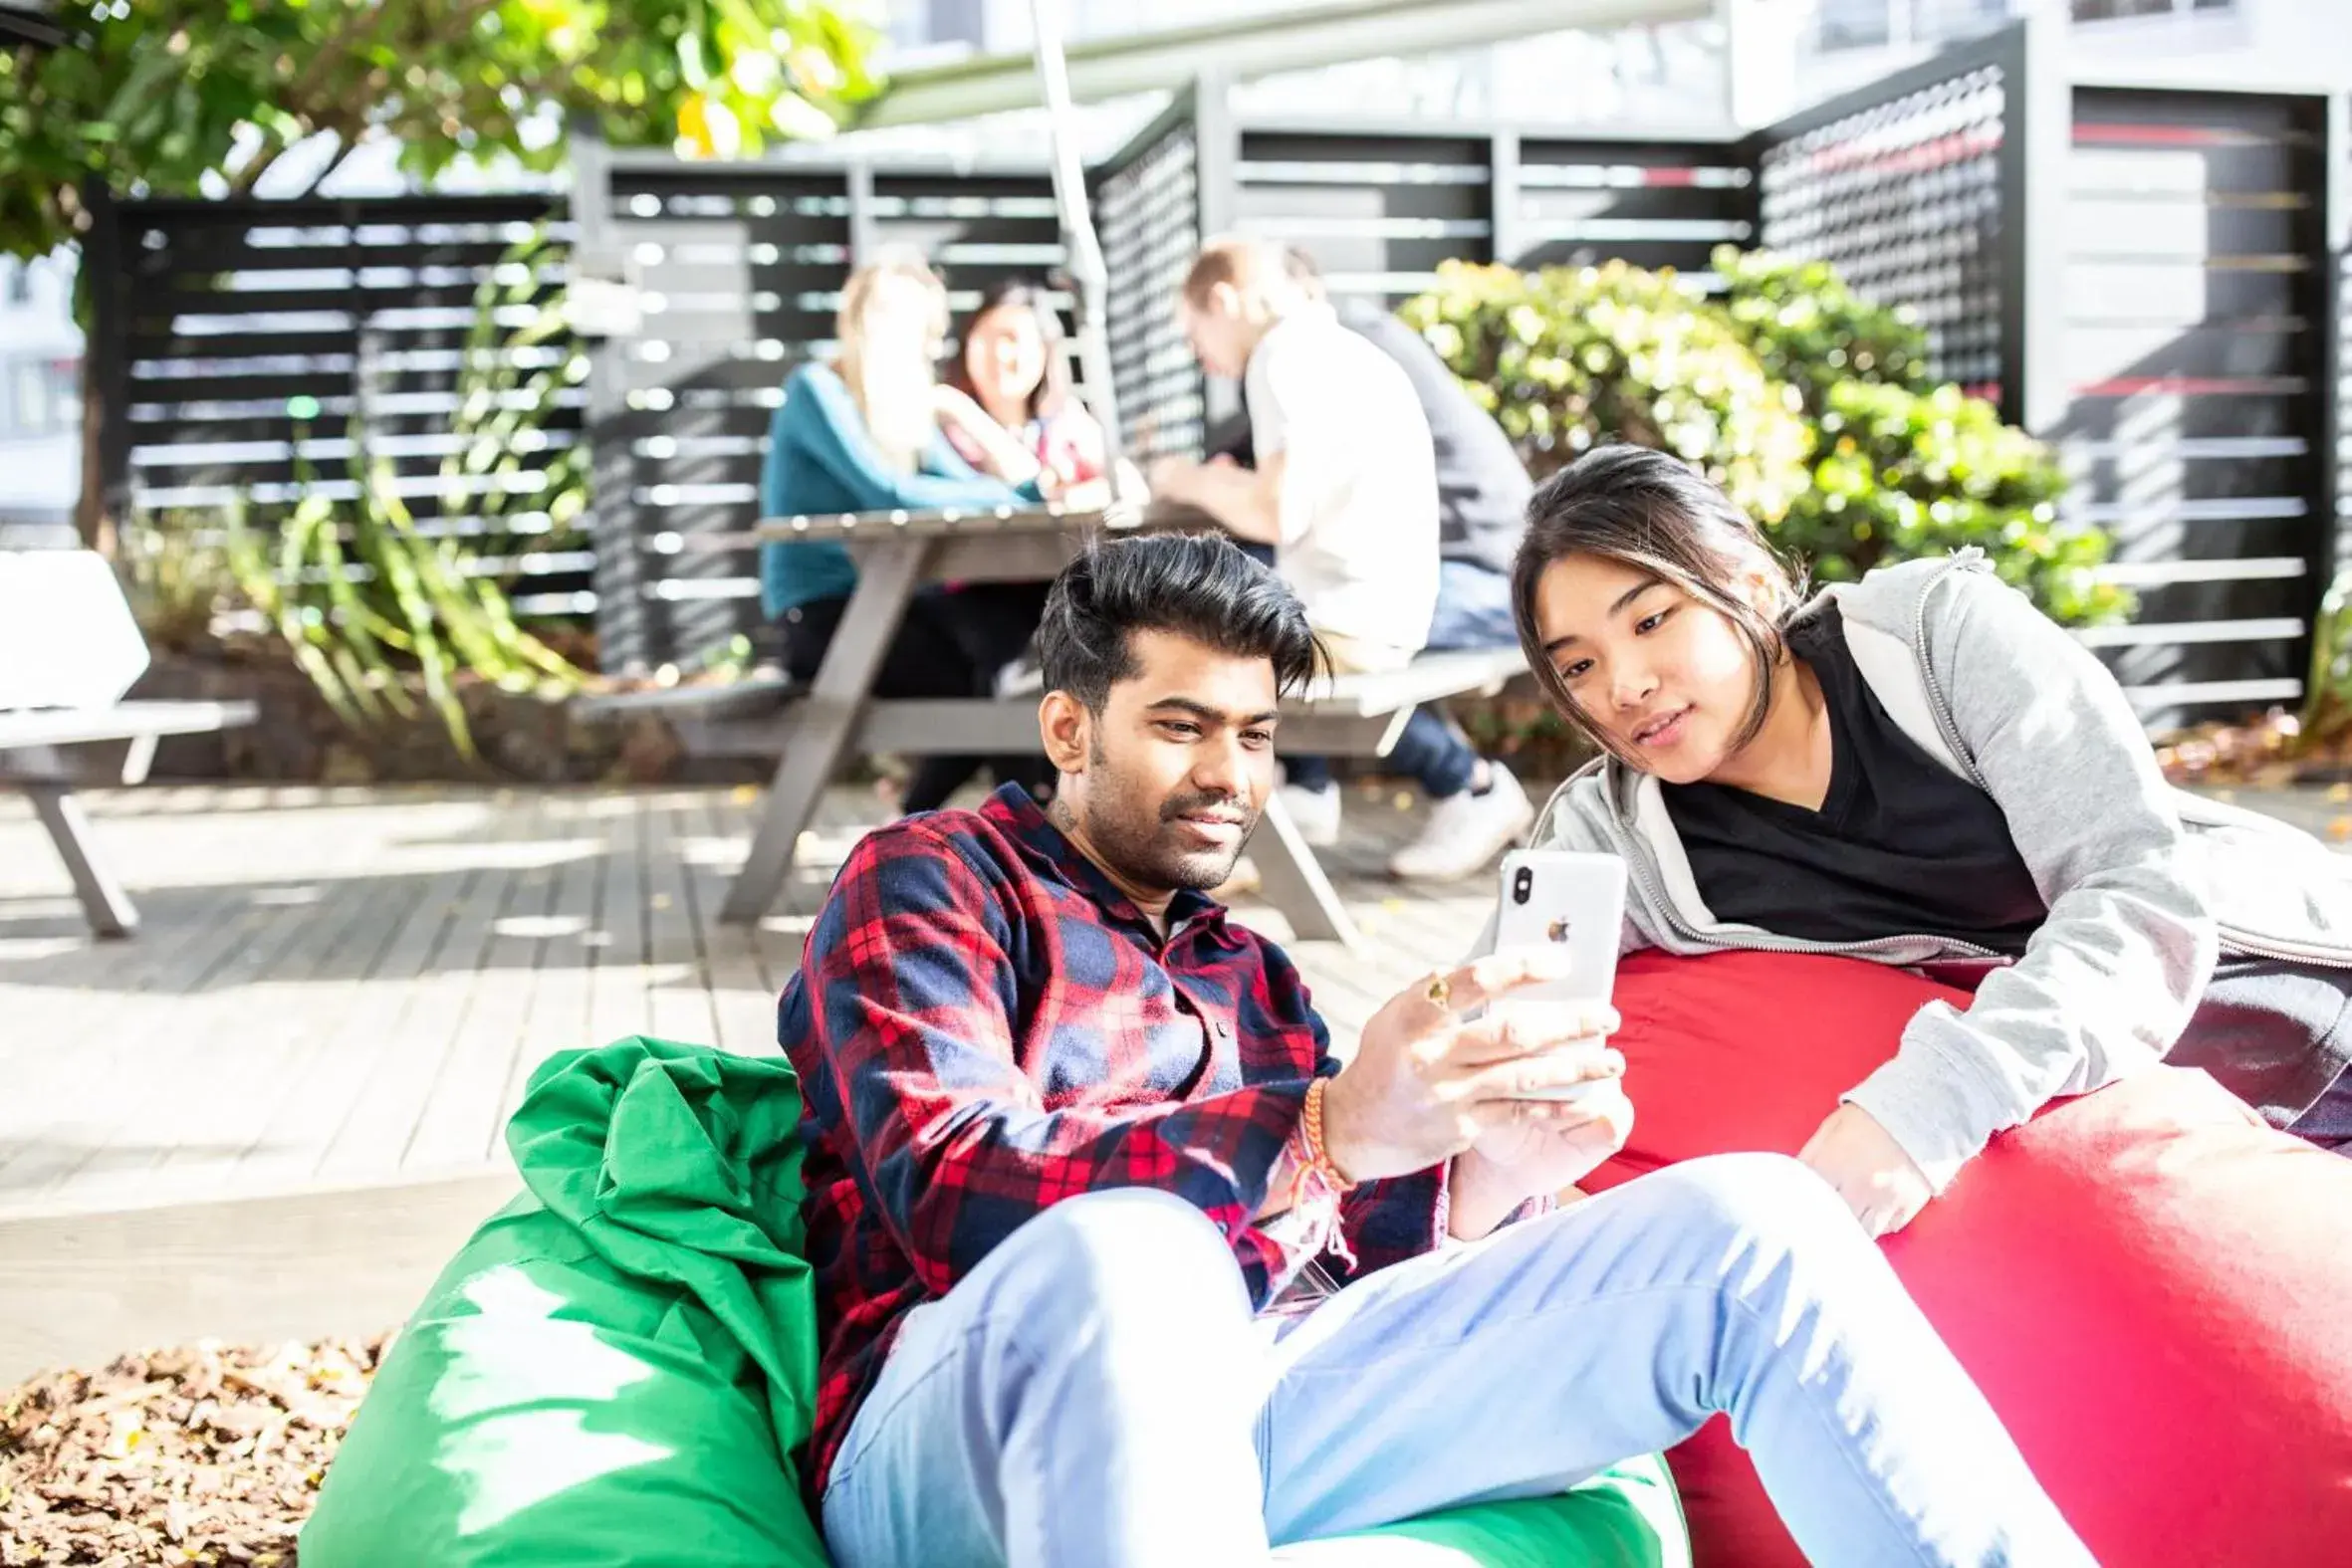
1297 1077 1355 1192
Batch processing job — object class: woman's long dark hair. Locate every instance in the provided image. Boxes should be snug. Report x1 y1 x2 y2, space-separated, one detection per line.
944 279 1073 424
1511 444 1806 764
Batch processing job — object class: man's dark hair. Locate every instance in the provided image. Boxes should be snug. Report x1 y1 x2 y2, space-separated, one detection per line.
1038 534 1320 712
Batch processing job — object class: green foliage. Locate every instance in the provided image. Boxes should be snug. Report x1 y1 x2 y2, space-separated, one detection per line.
440 224 588 543
1790 380 2125 623
1714 244 1932 415
1404 247 2126 629
1400 259 1814 526
0 0 882 263
119 513 236 653
1707 247 2124 624
204 225 588 758
2302 569 2352 742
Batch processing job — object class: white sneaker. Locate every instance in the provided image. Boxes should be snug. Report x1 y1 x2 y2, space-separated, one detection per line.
1387 764 1534 882
1278 782 1343 847
995 658 1045 698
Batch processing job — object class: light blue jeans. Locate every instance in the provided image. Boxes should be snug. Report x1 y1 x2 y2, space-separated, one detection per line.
818 1153 2092 1568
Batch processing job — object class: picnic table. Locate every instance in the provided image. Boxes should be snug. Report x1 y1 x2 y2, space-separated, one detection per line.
644 505 1524 947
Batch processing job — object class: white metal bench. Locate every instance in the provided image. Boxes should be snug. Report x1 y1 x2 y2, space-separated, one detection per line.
0 552 257 937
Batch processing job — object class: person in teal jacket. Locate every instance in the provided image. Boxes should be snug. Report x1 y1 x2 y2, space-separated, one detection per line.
758 253 1050 813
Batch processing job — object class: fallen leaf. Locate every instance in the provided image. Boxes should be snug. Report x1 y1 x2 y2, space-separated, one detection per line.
0 1334 390 1564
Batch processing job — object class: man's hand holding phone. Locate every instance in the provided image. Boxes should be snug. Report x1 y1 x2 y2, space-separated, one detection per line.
1319 949 1629 1188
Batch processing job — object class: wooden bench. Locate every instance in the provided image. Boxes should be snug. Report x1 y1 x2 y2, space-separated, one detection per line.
0 552 257 938
597 508 1526 947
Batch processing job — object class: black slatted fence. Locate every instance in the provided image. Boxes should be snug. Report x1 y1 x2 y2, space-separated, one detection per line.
572 140 1065 671
86 194 590 616
1750 29 2017 410
1746 29 2342 727
2053 88 2335 724
1226 121 1757 295
1093 91 1208 468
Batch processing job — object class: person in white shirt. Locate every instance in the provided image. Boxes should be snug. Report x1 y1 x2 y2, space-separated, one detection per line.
1149 237 1533 881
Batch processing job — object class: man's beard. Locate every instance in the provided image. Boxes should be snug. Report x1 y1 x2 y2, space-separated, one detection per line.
1080 774 1259 893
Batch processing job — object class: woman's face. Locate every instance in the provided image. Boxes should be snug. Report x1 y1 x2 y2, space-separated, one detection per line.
1530 551 1763 784
963 303 1050 412
854 273 946 369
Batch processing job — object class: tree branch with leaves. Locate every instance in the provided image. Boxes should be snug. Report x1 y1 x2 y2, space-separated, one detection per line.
0 0 882 548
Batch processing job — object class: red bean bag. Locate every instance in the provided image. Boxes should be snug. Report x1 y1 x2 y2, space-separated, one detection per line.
1586 950 2352 1568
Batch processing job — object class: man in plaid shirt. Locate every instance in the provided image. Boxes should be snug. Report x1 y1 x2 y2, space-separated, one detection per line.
782 535 2088 1568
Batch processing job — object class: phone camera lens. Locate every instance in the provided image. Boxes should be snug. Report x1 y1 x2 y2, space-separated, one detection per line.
1512 868 1531 905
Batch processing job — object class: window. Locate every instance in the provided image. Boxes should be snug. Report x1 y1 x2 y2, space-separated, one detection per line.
1813 0 2018 54
2072 0 2234 19
1813 0 2235 50
926 0 985 48
2 356 81 438
1815 0 1892 51
1912 0 2013 39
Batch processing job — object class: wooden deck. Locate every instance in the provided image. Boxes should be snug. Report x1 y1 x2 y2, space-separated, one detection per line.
0 782 1496 1226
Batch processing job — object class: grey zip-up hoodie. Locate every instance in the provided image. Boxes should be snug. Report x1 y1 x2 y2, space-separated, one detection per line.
1533 549 2352 1189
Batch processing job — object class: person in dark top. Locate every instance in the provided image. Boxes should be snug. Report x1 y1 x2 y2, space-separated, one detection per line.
1661 599 2046 956
1516 444 2352 1239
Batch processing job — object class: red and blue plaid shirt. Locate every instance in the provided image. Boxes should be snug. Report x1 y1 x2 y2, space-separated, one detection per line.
779 784 1451 1493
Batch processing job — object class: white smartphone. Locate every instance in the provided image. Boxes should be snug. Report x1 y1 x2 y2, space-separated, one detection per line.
1488 849 1628 1102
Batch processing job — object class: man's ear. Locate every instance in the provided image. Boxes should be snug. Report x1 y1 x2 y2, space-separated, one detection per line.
1039 691 1091 775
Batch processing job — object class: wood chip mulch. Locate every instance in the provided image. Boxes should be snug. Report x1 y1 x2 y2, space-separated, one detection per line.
2156 711 2309 789
1 1336 388 1567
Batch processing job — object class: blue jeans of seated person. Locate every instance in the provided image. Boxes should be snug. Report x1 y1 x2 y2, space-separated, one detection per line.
1287 561 1516 799
818 1155 2092 1568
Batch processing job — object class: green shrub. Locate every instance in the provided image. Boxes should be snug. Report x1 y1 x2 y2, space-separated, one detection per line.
1403 247 2128 630
1713 244 1931 416
1399 259 1814 525
1792 380 2127 624
1708 246 2126 625
157 224 587 759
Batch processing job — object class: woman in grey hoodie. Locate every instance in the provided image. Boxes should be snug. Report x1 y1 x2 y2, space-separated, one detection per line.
1514 444 2352 1236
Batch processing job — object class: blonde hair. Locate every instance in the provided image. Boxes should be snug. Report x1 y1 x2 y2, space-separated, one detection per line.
1180 236 1311 324
836 249 947 473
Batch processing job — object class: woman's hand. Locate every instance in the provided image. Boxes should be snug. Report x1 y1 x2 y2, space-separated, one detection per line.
1452 1070 1634 1233
1797 1103 1933 1236
1056 477 1114 512
932 383 1041 484
931 382 991 436
1146 455 1200 504
1320 950 1623 1185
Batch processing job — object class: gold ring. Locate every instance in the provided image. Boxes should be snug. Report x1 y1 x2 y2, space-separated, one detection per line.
1424 973 1452 1010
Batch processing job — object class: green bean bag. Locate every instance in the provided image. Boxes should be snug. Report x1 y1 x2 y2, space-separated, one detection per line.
301 1038 1688 1567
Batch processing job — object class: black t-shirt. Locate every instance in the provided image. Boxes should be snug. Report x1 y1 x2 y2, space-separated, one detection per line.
1206 303 1533 577
1663 602 2046 954
1664 603 2352 1125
